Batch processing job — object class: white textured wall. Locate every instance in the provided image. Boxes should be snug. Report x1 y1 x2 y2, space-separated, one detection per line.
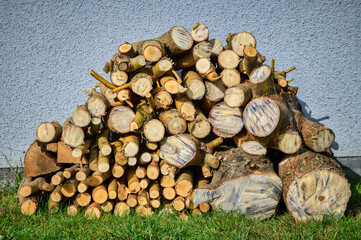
1 0 360 168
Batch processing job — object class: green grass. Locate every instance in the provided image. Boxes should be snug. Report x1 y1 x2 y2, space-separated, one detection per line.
0 178 360 240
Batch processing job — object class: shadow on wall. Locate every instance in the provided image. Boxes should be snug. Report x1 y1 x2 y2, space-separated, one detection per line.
297 97 339 151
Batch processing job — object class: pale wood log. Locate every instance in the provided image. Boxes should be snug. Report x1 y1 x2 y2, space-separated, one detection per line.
279 149 351 221
225 32 256 57
48 198 60 213
195 177 210 212
36 122 62 143
75 192 92 207
175 96 197 121
138 151 152 165
175 168 193 197
150 198 161 209
191 23 209 43
51 171 65 186
85 202 102 219
182 69 205 100
67 204 81 216
137 190 150 206
173 42 212 70
144 119 165 143
208 102 243 138
172 196 186 211
113 141 128 166
77 180 89 193
163 187 176 200
135 166 147 179
208 39 223 59
152 57 174 78
149 182 161 199
123 134 140 157
18 178 38 215
153 87 173 109
61 179 78 198
154 26 193 56
107 106 135 134
220 69 241 87
160 175 175 188
127 168 140 193
159 109 187 135
118 43 135 58
135 205 154 217
24 140 60 177
101 200 115 213
204 80 226 105
107 178 117 200
83 169 112 187
92 184 108 204
224 82 252 108
89 144 99 171
132 39 165 62
233 134 267 155
128 157 138 166
188 109 211 139
217 50 240 69
195 58 220 81
98 152 110 173
130 105 152 131
249 65 277 98
127 194 138 207
111 70 128 86
146 158 160 180
63 164 79 179
112 163 125 178
160 75 187 94
86 117 101 138
140 177 151 189
19 177 52 197
128 72 154 97
117 178 129 201
62 123 85 148
114 202 130 216
75 165 91 181
72 139 92 158
85 89 110 117
192 147 282 219
57 141 87 164
98 83 117 100
50 185 63 202
46 142 58 153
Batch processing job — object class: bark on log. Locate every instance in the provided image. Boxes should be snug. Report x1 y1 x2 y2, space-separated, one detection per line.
98 152 110 173
224 82 252 108
61 179 78 198
154 26 193 56
72 139 92 158
225 32 256 57
182 69 205 100
36 122 62 143
195 58 220 81
130 105 153 131
249 65 277 98
75 166 91 181
118 43 135 58
48 199 60 213
152 57 173 78
173 42 212 70
107 106 135 133
101 200 115 212
117 178 129 201
63 165 79 179
192 147 282 219
24 140 60 177
131 39 165 62
18 178 38 215
159 109 187 135
98 83 117 100
50 185 63 202
127 168 141 193
123 134 140 157
278 149 351 221
208 102 243 138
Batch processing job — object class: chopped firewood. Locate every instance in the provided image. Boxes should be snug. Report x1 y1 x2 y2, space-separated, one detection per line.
36 122 62 143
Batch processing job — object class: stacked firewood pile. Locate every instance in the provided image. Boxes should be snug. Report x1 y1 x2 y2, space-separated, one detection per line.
18 24 351 221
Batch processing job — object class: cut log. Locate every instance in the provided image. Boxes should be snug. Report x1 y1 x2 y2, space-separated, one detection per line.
112 163 125 178
155 26 193 56
63 165 79 179
208 102 243 138
135 166 147 179
50 185 63 202
241 46 259 77
204 80 226 103
163 187 176 200
188 109 211 139
36 122 62 143
101 200 115 212
159 109 187 135
217 50 240 69
175 96 197 121
127 194 138 207
138 151 152 165
182 70 205 100
123 134 140 157
98 83 117 100
57 141 87 164
130 105 152 131
153 88 173 109
192 147 282 220
24 140 60 177
149 182 161 199
224 82 252 108
117 178 128 201
83 169 112 187
172 196 186 211
127 168 141 193
61 179 78 198
135 205 154 217
85 202 102 219
92 184 108 204
46 142 58 153
75 166 91 181
208 39 224 59
137 190 150 206
150 198 161 209
114 202 130 216
249 65 277 98
18 178 38 215
160 75 187 94
140 177 151 189
160 134 203 169
278 149 351 221
225 32 256 57
128 72 154 97
132 39 165 62
118 43 135 58
111 70 128 87
89 144 99 171
220 69 241 88
160 175 175 188
128 157 137 166
48 199 60 213
75 192 92 207
112 141 127 166
72 139 92 158
98 129 112 156
203 153 220 169
107 106 135 134
175 168 194 197
191 23 209 43
173 42 212 70
67 204 81 216
152 57 173 78
62 124 85 148
86 117 101 138
146 158 160 180
85 89 110 117
195 58 220 81
98 151 110 173
114 55 146 72
143 119 165 143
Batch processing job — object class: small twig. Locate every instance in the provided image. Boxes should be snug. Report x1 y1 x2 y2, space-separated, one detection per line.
89 69 117 89
83 90 91 94
113 83 131 92
287 78 295 84
283 66 296 74
271 58 275 72
172 69 182 84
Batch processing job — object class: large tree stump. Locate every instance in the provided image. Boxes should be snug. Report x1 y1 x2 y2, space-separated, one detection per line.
279 149 351 221
192 147 282 220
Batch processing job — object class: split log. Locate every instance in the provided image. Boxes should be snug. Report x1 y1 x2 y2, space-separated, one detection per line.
62 123 85 148
107 106 135 134
153 88 173 109
67 204 81 216
220 69 241 88
208 102 243 138
159 109 187 135
46 142 58 153
154 26 193 56
278 149 351 221
152 57 173 78
75 192 92 207
195 58 219 81
92 184 108 204
160 134 203 169
175 96 197 121
175 168 194 197
110 70 128 86
143 119 165 143
114 202 130 216
192 147 282 220
50 185 63 203
224 82 252 108
85 202 102 219
188 109 211 139
24 140 60 177
217 50 240 70
131 39 165 62
57 141 87 164
225 32 256 57
173 42 212 70
63 165 79 179
85 89 110 117
191 23 209 43
160 75 187 94
123 134 140 157
61 179 78 198
75 166 91 181
36 122 62 143
182 70 205 100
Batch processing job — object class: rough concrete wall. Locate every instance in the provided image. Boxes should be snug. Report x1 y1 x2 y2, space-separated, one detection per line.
0 0 360 168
